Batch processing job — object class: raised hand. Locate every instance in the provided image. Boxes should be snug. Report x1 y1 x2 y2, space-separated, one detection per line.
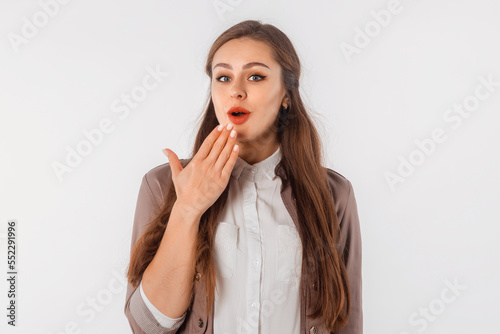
163 123 239 218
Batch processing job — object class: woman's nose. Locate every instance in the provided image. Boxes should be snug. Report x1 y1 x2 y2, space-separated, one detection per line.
230 79 247 99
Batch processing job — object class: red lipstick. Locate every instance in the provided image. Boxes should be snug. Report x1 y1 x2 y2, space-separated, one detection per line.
227 106 251 125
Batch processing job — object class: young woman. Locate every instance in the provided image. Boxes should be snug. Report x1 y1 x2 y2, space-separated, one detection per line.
125 20 362 334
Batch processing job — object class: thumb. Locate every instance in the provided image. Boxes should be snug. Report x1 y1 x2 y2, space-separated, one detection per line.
162 148 182 179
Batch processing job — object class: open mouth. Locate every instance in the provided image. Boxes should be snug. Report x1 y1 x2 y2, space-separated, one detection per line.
231 112 247 116
227 108 251 124
227 106 251 115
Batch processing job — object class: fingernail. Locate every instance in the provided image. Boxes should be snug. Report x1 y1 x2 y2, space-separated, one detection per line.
163 149 169 157
230 129 236 137
218 124 223 131
233 144 239 152
226 123 233 130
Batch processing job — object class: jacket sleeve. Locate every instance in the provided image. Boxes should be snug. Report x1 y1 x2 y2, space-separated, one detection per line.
139 280 187 327
124 172 187 333
334 179 363 334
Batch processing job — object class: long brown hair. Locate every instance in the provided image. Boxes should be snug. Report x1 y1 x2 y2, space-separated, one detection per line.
127 19 350 331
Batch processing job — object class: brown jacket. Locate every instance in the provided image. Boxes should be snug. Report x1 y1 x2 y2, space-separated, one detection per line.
124 160 363 334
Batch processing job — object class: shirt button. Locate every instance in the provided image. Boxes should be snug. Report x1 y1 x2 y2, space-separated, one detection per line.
198 318 204 328
251 302 258 309
251 168 257 173
309 326 317 334
253 260 260 267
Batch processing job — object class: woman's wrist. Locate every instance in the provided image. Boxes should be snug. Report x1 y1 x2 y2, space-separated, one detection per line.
172 200 203 226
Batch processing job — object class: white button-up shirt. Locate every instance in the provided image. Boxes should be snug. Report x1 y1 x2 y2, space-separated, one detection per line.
140 146 302 333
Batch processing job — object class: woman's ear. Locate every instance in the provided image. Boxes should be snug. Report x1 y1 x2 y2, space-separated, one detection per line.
282 95 290 108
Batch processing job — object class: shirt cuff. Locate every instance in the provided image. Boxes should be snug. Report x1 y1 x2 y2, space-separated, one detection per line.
139 280 187 328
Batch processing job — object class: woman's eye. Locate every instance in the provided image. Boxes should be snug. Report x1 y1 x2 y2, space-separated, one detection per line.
249 74 265 81
215 75 230 82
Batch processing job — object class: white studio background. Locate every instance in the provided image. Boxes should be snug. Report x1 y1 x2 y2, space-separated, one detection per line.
1 0 499 333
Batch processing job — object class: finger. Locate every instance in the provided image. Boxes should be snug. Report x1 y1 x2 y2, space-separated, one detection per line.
163 148 182 180
206 123 232 165
214 128 237 172
194 124 224 161
221 142 239 179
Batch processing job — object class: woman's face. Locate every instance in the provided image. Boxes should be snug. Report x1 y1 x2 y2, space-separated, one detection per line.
211 37 288 147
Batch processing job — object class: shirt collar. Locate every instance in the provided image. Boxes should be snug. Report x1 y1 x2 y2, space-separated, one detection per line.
231 146 282 182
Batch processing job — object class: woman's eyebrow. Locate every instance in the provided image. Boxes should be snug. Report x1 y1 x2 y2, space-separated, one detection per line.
213 62 270 70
